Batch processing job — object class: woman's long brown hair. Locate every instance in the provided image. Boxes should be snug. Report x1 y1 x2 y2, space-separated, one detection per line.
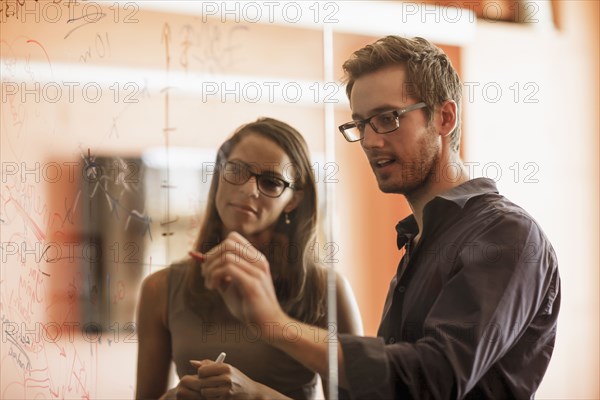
184 118 326 326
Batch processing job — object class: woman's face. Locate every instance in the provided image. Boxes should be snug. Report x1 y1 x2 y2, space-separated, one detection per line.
215 133 301 245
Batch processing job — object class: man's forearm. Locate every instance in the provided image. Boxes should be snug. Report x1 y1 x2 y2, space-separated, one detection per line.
262 317 348 389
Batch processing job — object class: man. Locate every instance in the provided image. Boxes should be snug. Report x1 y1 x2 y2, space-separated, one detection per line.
202 36 560 399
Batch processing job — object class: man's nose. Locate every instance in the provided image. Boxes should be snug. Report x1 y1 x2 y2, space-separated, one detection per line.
361 124 384 150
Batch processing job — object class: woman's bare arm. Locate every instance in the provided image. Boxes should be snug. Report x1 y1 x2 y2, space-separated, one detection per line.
135 268 172 399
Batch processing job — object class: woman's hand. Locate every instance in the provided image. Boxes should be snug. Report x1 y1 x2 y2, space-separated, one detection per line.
201 232 285 328
159 375 206 400
193 360 260 399
193 360 290 400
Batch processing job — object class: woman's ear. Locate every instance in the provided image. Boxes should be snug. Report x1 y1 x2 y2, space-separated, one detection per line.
283 189 304 213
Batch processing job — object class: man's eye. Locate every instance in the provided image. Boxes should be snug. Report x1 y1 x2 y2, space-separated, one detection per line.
378 113 396 124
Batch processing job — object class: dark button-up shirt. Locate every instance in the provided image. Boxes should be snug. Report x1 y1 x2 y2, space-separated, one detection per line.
339 178 560 399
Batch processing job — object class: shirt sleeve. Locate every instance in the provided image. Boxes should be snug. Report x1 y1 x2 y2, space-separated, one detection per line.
339 212 559 399
338 334 394 399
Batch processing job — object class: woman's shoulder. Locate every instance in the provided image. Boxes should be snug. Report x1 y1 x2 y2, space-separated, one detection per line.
140 259 192 296
312 266 364 335
141 267 168 290
138 259 194 326
311 264 351 290
138 268 170 329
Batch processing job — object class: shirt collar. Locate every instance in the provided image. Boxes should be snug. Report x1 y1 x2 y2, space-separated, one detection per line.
395 178 499 249
395 214 418 249
435 177 498 209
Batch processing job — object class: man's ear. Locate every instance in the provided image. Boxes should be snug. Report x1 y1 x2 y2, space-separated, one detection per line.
438 100 457 137
284 190 304 213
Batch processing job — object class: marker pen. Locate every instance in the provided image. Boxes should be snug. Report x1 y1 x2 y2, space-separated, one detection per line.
189 250 206 262
190 352 227 369
215 352 226 363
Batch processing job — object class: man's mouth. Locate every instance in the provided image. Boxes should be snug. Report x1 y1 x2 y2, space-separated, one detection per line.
373 158 396 168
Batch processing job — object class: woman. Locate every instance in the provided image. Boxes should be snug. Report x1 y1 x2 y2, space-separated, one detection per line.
136 118 363 399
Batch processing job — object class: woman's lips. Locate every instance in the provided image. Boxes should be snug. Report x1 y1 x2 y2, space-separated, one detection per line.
229 203 257 214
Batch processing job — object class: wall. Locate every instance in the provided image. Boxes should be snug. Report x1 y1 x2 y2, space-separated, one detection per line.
462 1 600 398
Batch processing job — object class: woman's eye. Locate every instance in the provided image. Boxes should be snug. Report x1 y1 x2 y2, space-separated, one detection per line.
261 177 284 189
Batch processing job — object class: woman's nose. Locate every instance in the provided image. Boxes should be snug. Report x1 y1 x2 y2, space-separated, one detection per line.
240 176 260 197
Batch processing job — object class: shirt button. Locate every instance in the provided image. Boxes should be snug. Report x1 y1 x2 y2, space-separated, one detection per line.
398 286 406 293
389 337 396 344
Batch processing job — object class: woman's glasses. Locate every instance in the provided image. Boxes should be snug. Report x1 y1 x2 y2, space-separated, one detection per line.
222 160 295 198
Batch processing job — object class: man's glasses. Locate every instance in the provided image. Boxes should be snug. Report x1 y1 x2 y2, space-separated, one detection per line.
221 160 295 198
338 102 428 142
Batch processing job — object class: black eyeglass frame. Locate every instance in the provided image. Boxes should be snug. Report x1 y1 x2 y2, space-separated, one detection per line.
338 102 428 142
221 160 296 198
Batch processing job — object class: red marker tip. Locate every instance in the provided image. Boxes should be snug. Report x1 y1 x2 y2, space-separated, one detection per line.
189 251 205 262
